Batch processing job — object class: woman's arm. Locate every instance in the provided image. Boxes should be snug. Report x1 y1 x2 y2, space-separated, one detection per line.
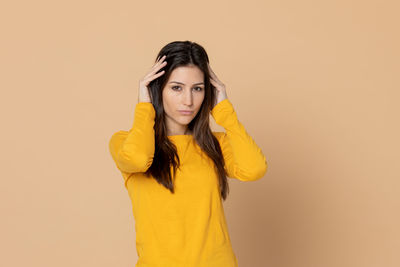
109 101 155 174
211 99 268 181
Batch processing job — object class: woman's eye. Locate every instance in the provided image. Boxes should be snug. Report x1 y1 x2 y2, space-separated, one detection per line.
171 86 203 91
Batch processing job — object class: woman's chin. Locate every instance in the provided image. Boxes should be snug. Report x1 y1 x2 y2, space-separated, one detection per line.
177 117 194 125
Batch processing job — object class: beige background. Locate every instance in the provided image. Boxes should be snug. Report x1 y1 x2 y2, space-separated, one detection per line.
1 0 399 266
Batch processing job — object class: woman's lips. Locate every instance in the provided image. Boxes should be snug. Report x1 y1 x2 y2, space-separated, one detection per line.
178 110 193 115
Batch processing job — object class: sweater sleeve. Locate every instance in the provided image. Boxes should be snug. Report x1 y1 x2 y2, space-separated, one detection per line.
211 99 268 181
109 102 155 175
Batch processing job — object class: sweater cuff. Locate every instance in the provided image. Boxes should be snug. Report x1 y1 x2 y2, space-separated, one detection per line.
131 102 156 129
211 98 237 128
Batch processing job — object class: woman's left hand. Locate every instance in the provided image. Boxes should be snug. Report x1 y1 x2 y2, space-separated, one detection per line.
208 63 228 108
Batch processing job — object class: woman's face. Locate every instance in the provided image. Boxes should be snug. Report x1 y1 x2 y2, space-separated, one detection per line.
162 65 205 135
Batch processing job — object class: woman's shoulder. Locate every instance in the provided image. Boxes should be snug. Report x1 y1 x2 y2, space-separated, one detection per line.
211 131 226 140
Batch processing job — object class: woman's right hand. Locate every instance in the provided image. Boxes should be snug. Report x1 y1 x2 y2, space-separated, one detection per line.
138 55 168 103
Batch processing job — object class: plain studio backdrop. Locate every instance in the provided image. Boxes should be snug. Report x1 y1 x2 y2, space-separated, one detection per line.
1 1 399 266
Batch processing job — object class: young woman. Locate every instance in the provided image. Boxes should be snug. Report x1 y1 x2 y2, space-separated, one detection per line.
109 41 268 267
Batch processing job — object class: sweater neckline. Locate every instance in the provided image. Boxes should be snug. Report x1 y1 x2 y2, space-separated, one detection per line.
167 134 193 138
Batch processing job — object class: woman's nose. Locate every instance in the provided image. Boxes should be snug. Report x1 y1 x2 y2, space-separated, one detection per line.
183 90 193 105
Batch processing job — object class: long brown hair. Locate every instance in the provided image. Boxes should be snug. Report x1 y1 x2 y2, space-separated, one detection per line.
144 40 230 201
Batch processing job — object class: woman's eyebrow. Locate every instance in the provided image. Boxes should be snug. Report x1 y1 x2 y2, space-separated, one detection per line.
169 81 204 85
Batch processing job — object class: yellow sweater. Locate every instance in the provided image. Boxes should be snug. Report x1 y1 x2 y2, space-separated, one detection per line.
109 98 268 267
